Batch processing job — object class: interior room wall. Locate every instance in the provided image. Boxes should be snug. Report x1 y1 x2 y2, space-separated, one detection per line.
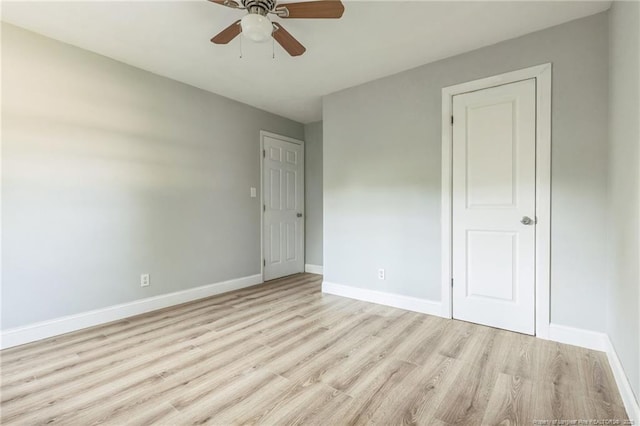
304 121 323 268
323 12 610 332
1 23 304 329
607 0 640 402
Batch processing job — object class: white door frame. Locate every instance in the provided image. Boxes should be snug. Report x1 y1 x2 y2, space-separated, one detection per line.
259 130 305 281
440 63 552 338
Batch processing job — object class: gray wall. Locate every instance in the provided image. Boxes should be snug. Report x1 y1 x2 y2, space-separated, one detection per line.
1 23 303 329
304 121 323 267
607 1 640 401
323 12 610 331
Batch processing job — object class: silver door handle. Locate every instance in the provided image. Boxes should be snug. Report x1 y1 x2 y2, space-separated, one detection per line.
521 216 534 225
297 213 303 218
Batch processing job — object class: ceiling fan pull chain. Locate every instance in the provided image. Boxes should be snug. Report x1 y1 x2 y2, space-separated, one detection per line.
272 36 275 59
239 35 243 59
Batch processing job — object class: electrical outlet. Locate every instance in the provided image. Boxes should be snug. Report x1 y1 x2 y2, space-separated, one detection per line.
378 269 385 280
140 274 150 287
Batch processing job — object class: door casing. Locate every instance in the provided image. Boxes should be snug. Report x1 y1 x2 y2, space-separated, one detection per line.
260 130 305 281
440 63 552 338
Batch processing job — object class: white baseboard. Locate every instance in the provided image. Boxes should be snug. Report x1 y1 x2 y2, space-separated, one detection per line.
548 323 639 422
322 281 444 318
604 336 640 423
304 264 324 275
0 274 263 350
548 323 609 351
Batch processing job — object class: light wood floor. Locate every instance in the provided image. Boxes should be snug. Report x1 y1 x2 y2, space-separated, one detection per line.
1 273 628 425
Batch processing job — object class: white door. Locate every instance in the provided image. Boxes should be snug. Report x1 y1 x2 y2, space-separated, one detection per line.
263 135 304 281
452 79 537 335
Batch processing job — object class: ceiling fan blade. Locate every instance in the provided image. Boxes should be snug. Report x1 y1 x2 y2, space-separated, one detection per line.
272 23 306 56
207 0 241 9
275 0 344 18
211 20 242 44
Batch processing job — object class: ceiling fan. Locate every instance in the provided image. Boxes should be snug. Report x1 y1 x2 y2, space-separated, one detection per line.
208 0 345 56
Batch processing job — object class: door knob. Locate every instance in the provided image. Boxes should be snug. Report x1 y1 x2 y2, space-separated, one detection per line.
297 213 303 218
521 216 534 225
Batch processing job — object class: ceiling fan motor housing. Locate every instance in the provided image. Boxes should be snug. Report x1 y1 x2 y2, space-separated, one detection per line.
243 0 276 15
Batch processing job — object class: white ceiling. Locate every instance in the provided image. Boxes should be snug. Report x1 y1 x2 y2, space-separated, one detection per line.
2 0 610 123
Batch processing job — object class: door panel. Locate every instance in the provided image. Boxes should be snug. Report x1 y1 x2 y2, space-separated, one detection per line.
466 101 516 208
466 231 517 301
452 79 536 335
269 223 281 263
263 135 304 281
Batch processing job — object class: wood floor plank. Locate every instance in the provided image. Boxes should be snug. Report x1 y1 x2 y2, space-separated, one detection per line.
433 327 510 424
1 318 217 388
391 315 450 366
501 331 538 381
262 314 388 380
169 369 290 424
73 344 277 425
436 318 477 360
532 340 587 421
1 325 216 404
0 273 630 425
365 353 463 424
2 332 217 423
245 381 352 425
577 349 625 406
481 373 534 425
319 358 418 424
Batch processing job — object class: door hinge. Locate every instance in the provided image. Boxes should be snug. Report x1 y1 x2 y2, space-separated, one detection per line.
451 116 454 125
263 149 266 158
263 204 266 212
263 259 266 267
451 278 454 287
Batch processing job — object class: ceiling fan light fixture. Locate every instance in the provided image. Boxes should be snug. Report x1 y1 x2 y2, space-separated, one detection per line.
240 14 273 43
209 0 345 56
